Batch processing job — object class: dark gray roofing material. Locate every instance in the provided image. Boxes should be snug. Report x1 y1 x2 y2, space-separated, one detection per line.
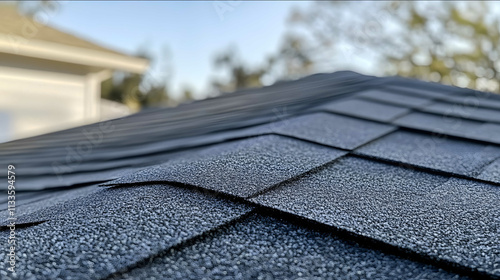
356 89 433 108
478 158 500 184
0 185 99 226
109 214 468 280
442 94 500 110
252 157 500 275
1 71 499 279
383 84 459 99
393 111 500 144
264 112 396 150
320 98 411 122
0 185 251 280
356 130 500 177
105 135 346 198
422 100 500 123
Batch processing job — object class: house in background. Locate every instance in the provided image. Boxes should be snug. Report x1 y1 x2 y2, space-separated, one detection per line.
0 5 149 142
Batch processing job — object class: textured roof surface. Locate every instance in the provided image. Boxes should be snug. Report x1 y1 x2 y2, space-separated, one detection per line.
1 71 499 279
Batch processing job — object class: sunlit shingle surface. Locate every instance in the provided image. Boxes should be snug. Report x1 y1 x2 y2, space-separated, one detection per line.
1 71 499 279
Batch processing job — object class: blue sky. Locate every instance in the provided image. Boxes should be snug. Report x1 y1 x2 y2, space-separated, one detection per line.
44 1 311 98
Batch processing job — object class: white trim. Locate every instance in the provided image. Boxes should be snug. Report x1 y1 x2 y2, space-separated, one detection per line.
0 34 149 74
0 65 85 85
84 73 100 120
84 69 112 121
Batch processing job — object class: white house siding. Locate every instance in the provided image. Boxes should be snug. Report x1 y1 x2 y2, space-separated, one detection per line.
0 65 88 140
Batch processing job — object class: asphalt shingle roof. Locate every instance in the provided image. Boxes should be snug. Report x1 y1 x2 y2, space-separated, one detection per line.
1 71 499 279
356 130 500 177
320 98 411 122
356 89 434 108
105 135 346 198
109 214 468 280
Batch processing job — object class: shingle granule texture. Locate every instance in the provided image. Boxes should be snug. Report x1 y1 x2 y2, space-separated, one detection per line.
105 135 346 197
421 100 500 123
442 94 500 110
252 157 500 276
356 89 433 108
0 185 99 226
383 85 454 99
109 214 467 280
264 112 396 150
320 98 410 122
356 130 500 176
2 71 500 279
393 111 500 145
477 158 500 184
0 185 252 280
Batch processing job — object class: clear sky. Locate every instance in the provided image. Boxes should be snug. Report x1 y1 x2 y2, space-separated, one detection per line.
43 1 311 98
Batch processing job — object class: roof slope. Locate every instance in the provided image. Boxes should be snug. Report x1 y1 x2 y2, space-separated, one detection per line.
1 71 499 279
0 4 128 56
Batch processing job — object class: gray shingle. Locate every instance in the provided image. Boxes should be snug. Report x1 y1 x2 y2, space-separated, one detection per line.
357 89 433 108
267 112 395 150
0 185 99 226
356 130 500 176
393 111 481 139
422 100 500 123
395 111 500 145
442 94 500 110
383 85 455 99
110 214 467 280
469 123 500 145
0 185 252 280
105 135 346 198
477 158 500 184
320 98 410 122
1 71 498 279
252 157 500 276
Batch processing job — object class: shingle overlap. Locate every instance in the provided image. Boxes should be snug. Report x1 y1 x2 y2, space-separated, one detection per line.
265 112 396 150
422 100 500 123
1 71 499 279
320 98 410 122
356 130 500 176
393 111 500 144
105 135 346 197
0 185 252 280
110 214 468 280
357 89 433 108
252 157 500 275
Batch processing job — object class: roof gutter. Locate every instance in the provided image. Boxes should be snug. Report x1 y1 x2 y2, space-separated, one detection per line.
0 34 149 74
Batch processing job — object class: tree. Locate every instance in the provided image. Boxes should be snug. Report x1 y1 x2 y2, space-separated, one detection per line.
210 48 269 93
210 35 314 94
101 51 177 111
287 1 500 93
101 72 171 111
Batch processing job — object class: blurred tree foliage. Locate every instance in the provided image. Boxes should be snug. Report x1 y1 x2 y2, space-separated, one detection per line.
211 34 314 93
285 1 500 92
101 72 170 112
211 48 268 93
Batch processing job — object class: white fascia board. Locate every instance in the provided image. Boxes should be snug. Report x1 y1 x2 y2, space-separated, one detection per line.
0 65 85 85
0 34 149 74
